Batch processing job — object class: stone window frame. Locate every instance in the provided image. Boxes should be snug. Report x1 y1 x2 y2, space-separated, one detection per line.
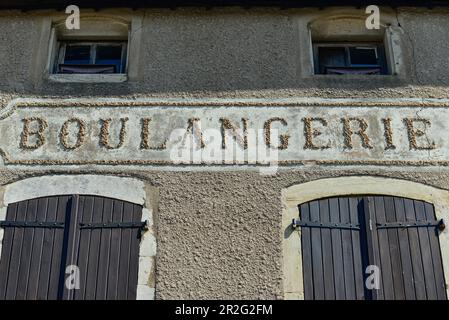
295 8 406 80
282 176 449 300
0 174 157 300
32 11 144 84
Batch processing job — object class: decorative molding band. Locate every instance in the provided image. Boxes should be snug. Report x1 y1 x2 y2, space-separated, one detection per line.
1 96 449 118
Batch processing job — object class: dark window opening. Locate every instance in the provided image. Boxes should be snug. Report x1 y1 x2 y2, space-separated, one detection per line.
314 43 389 75
55 42 127 74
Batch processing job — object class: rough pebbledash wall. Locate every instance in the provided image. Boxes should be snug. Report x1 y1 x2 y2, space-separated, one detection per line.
0 6 448 299
0 168 448 299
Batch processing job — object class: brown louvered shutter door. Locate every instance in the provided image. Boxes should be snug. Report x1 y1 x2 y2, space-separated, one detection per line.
365 196 447 300
0 196 70 300
0 195 143 300
298 196 446 300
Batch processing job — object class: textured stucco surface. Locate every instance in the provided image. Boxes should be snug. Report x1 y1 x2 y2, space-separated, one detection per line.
0 168 448 299
0 7 449 299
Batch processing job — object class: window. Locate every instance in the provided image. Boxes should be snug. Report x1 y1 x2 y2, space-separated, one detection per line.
314 43 388 75
55 42 127 74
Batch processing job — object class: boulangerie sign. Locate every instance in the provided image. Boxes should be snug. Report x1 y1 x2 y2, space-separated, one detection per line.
0 98 447 167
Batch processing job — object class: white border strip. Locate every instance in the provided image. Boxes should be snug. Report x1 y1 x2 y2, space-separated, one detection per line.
4 96 449 108
3 175 146 206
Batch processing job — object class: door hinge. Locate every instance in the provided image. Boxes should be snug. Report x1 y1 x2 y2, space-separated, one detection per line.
292 219 360 230
376 219 445 231
79 220 149 230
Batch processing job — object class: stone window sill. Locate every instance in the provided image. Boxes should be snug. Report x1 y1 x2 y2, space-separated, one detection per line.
48 74 128 83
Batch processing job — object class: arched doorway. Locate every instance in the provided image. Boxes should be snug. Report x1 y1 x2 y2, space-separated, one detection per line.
282 176 449 300
0 194 145 300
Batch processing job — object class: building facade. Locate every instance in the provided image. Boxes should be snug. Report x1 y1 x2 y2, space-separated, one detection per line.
0 0 448 300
